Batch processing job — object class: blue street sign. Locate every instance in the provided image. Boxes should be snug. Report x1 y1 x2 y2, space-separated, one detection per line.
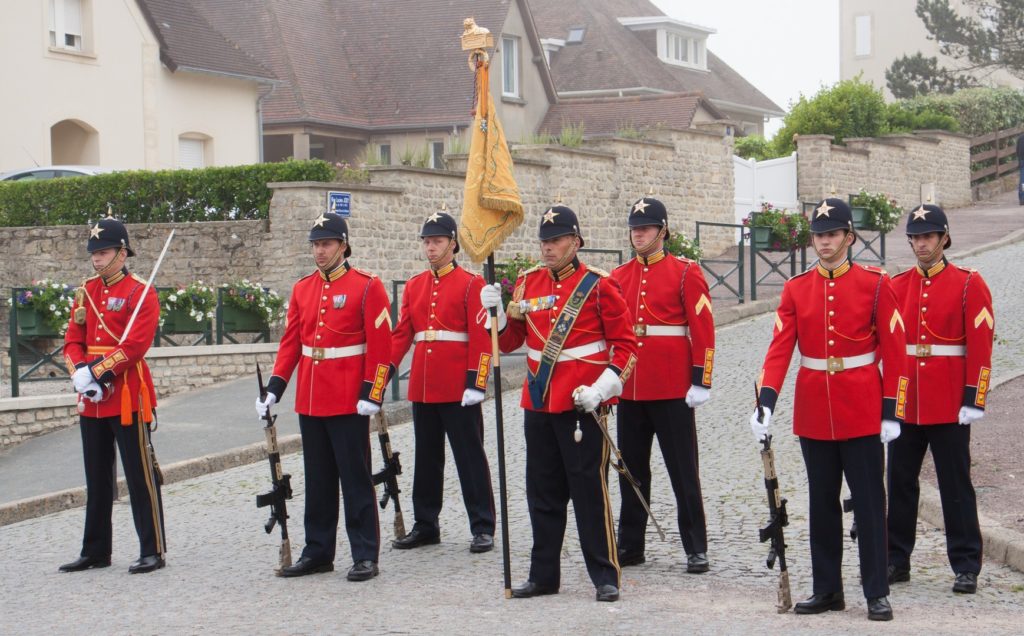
327 191 351 217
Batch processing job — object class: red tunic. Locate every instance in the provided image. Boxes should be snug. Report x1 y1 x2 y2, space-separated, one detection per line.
497 260 638 413
891 260 994 424
612 251 715 400
390 262 492 402
64 270 159 423
757 261 909 440
269 262 392 416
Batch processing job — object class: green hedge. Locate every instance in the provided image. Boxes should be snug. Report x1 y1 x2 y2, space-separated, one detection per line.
893 87 1024 136
0 159 334 227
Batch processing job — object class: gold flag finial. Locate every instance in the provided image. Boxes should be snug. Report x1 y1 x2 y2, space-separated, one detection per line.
106 204 113 218
647 185 654 197
829 183 837 196
441 202 448 211
555 192 563 204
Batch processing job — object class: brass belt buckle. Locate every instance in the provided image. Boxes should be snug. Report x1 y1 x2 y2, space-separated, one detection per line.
633 324 647 337
916 343 932 357
311 347 326 361
424 329 437 342
827 356 845 373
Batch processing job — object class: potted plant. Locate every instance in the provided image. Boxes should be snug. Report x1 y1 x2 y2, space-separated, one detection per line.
850 190 903 233
745 203 811 252
219 280 286 332
159 282 216 334
11 279 76 337
495 254 539 307
665 231 703 261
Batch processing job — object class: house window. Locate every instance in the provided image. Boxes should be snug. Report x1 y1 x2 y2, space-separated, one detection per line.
49 0 84 51
567 27 585 44
178 136 208 169
502 36 520 98
379 143 391 165
855 15 872 57
667 32 690 63
430 141 445 170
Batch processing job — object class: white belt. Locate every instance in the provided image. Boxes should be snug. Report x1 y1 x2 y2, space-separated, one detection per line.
800 351 876 372
907 344 965 357
414 329 469 343
302 344 366 360
527 340 608 363
634 324 689 337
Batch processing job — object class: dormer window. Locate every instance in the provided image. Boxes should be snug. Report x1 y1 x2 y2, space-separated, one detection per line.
618 16 713 71
567 27 585 44
665 32 705 67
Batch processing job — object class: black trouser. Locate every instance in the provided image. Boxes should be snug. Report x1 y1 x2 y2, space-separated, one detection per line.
616 398 707 557
298 414 379 564
410 401 495 536
79 414 165 559
887 422 982 575
800 435 889 599
523 409 619 589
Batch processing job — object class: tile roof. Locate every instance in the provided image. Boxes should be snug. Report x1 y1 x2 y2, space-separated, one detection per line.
189 0 554 131
531 0 782 116
538 92 722 136
135 0 275 82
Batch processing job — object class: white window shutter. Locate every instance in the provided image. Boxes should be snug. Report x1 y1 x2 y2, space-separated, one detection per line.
178 138 205 169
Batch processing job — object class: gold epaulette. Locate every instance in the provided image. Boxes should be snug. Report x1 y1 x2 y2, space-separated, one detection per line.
585 264 609 277
131 273 147 284
674 255 696 264
955 265 978 273
891 268 913 279
352 267 378 279
860 264 888 276
520 264 544 277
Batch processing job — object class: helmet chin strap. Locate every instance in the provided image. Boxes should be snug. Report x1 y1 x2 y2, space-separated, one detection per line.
318 242 345 274
909 231 948 267
550 236 580 271
811 231 853 265
428 238 456 269
631 226 666 256
95 248 126 279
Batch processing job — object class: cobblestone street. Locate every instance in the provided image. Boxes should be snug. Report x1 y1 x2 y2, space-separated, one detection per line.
3 244 1024 633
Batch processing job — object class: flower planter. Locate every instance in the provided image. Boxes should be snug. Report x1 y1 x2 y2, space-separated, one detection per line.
850 205 876 230
15 306 59 337
221 304 267 332
750 225 773 250
161 308 210 334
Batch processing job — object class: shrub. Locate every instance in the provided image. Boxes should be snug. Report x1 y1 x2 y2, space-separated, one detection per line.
733 135 778 161
745 202 810 251
773 77 888 155
220 280 286 324
895 87 1024 136
0 159 334 227
883 102 960 134
664 231 703 261
159 282 216 327
850 190 903 234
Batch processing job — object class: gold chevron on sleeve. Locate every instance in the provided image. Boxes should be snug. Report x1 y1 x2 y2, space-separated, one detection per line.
374 308 392 330
889 309 905 333
974 307 994 330
695 293 713 316
774 312 783 333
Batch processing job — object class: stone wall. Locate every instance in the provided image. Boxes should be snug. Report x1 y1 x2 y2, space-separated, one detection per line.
796 130 972 208
0 343 278 447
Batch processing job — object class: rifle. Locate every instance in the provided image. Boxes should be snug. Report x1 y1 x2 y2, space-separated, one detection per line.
574 400 666 542
255 363 293 574
371 410 406 540
756 387 792 613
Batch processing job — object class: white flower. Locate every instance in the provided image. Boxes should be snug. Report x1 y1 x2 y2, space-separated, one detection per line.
49 304 56 311
206 311 214 318
51 283 60 289
168 294 178 303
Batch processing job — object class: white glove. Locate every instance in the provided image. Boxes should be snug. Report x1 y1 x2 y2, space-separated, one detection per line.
958 406 984 426
83 382 104 402
573 368 623 412
357 400 381 416
461 388 486 407
479 283 507 331
72 366 95 393
880 419 901 444
685 385 710 408
255 392 278 418
749 407 771 442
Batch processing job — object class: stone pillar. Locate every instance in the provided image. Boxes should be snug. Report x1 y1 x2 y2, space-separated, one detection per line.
292 133 311 160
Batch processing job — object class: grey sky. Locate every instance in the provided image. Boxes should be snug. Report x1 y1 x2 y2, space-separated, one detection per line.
651 0 840 135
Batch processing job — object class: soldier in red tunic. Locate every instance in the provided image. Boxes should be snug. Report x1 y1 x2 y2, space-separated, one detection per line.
749 198 908 621
255 212 391 582
479 205 638 602
611 197 715 574
887 204 993 595
61 217 165 574
390 208 496 554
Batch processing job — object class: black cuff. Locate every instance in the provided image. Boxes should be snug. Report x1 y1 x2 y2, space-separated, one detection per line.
691 366 711 389
360 380 384 405
882 397 901 423
961 387 984 410
75 361 89 370
758 387 779 412
386 363 398 384
88 358 115 385
465 370 482 391
266 375 287 401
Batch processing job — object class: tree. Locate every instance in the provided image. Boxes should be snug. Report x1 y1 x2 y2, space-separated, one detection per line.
772 78 887 155
886 1 1024 98
886 52 974 99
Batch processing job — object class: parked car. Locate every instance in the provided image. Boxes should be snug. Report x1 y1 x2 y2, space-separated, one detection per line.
0 165 111 181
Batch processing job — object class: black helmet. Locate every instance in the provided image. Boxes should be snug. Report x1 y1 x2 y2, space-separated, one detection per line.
87 217 134 257
906 203 951 248
627 197 668 229
538 204 585 248
419 209 459 253
810 198 854 234
309 212 351 258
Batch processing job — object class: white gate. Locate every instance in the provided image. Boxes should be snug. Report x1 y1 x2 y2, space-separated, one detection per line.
733 152 798 224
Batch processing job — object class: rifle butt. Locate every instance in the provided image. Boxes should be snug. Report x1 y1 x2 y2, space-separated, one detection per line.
393 509 407 540
777 570 792 613
275 538 293 576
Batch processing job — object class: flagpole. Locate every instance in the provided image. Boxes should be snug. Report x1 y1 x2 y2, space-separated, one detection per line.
485 253 513 598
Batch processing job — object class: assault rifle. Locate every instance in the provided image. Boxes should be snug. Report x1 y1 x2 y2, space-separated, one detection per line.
255 363 293 574
372 410 406 540
756 387 792 613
